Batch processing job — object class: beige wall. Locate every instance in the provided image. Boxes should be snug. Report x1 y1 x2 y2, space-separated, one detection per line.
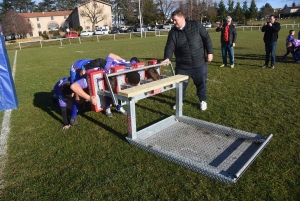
28 14 69 37
76 2 112 31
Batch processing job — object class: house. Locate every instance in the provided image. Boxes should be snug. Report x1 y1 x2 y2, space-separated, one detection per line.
66 0 112 32
19 0 112 38
281 6 300 15
19 11 72 37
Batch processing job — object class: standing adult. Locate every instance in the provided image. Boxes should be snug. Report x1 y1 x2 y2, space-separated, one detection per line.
261 15 281 69
162 9 213 111
216 16 237 68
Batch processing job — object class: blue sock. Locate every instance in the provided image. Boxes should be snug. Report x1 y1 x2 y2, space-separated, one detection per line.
116 105 121 110
104 57 114 71
71 101 80 119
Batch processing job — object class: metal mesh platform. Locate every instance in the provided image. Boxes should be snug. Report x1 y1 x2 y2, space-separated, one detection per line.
126 115 272 183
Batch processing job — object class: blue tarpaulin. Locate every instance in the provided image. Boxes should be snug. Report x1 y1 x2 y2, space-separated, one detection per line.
0 25 18 111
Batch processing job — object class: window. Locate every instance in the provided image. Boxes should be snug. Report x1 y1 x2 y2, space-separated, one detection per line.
51 16 54 20
48 22 59 30
37 17 39 21
38 31 42 36
37 23 41 28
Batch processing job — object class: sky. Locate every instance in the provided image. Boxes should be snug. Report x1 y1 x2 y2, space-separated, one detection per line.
32 0 299 9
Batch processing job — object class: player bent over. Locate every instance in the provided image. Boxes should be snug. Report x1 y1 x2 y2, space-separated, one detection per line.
52 77 74 130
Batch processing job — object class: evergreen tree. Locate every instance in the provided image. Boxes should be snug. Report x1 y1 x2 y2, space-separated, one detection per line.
227 0 234 16
248 0 258 20
242 1 249 24
232 2 243 23
217 0 227 21
260 3 273 20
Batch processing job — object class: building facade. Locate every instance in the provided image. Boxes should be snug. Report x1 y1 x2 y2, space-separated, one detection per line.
19 0 112 38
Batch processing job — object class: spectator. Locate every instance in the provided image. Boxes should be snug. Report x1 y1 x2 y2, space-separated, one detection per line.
162 9 213 111
261 15 281 69
216 16 237 68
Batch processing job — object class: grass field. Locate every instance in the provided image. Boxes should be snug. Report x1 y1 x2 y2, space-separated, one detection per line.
0 27 300 200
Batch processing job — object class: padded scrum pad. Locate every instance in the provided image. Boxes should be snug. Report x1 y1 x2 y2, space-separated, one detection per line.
86 70 106 112
0 26 18 111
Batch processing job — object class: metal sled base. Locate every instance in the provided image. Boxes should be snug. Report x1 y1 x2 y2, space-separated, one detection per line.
126 115 273 183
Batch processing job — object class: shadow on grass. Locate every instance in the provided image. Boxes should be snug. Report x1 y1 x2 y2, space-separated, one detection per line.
33 91 63 124
80 113 128 143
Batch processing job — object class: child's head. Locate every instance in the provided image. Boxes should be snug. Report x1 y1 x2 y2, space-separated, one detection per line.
81 58 107 76
286 42 292 48
126 71 140 85
146 68 160 80
130 57 140 64
61 82 73 97
289 29 295 35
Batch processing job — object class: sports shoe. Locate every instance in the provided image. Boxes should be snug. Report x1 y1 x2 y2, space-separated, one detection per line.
117 107 127 115
262 64 267 68
230 64 234 68
200 101 207 111
271 66 275 69
219 64 225 68
105 108 112 117
70 118 78 126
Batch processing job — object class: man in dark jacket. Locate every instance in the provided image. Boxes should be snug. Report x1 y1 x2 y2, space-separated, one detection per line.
162 10 213 111
216 16 237 68
261 15 281 69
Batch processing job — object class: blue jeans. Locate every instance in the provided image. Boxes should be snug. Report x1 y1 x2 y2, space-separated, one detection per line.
176 64 207 102
221 42 234 65
264 42 277 66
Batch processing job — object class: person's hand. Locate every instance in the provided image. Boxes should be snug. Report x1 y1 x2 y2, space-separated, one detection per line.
90 96 97 105
269 23 272 27
63 124 71 130
232 42 236 47
161 58 170 66
207 54 213 62
264 22 267 26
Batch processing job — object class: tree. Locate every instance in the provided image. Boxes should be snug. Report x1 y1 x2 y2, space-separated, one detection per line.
156 0 177 23
217 0 227 21
260 3 273 20
142 0 161 25
248 0 258 20
242 1 249 25
227 0 234 16
232 2 243 23
2 9 32 37
80 1 108 31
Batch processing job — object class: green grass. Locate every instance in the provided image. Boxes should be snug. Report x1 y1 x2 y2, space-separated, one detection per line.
1 28 300 200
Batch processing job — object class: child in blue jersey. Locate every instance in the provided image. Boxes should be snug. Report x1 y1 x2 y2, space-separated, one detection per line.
70 54 140 122
282 30 296 61
286 39 300 61
52 77 74 130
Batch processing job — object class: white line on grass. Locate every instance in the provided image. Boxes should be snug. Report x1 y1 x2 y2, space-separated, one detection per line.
0 50 18 189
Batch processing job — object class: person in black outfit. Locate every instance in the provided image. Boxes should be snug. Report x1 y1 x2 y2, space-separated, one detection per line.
162 9 213 111
261 15 281 69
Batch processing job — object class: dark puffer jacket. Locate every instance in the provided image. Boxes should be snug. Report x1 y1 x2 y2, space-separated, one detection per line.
216 23 237 44
261 21 281 43
164 20 214 70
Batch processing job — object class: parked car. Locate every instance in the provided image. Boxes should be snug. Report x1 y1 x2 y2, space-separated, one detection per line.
163 23 172 29
149 25 157 31
137 25 150 32
94 28 102 35
80 30 94 36
204 22 212 28
65 31 79 38
110 27 119 34
126 27 134 33
101 28 109 35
